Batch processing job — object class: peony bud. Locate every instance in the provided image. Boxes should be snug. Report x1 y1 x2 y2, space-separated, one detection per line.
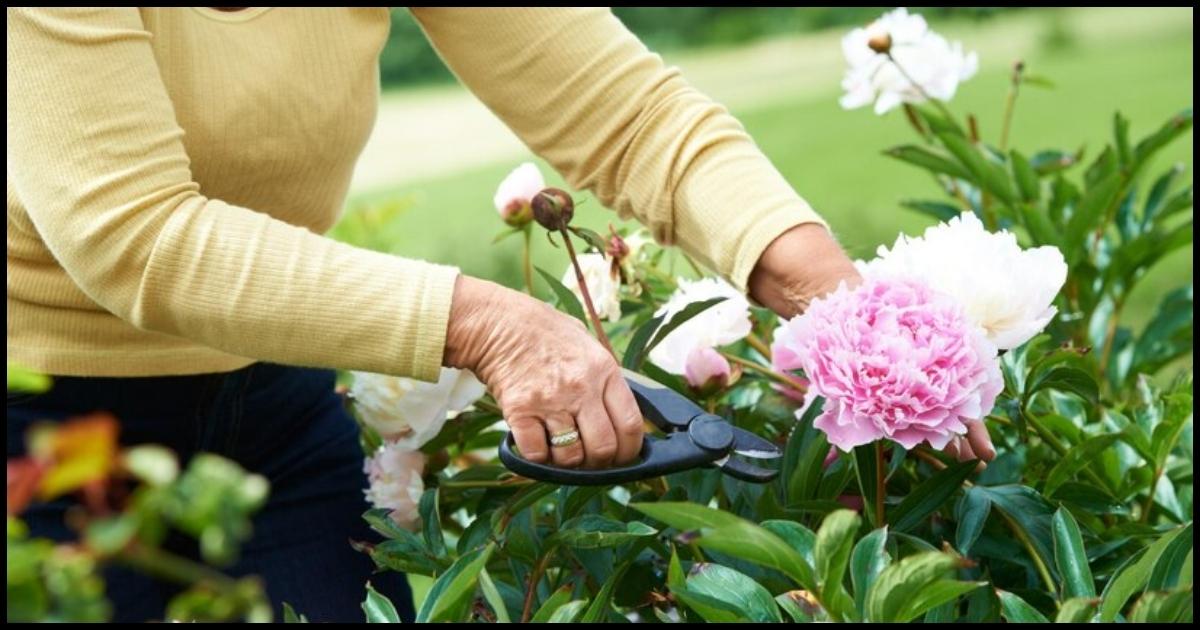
493 163 544 228
683 346 741 396
867 31 892 54
531 188 574 231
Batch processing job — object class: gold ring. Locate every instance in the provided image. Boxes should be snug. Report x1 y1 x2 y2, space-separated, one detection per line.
549 430 580 447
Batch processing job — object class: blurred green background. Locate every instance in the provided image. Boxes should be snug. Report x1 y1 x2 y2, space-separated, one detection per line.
337 7 1193 329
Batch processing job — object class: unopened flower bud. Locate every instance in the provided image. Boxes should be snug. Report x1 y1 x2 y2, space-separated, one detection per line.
531 188 574 231
606 231 630 262
867 31 892 54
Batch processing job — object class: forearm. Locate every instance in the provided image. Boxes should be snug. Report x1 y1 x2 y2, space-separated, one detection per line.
748 223 862 319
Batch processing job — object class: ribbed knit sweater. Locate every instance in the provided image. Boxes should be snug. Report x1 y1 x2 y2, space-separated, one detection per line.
7 7 824 382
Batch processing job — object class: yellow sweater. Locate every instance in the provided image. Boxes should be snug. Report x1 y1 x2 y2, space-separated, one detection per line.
7 7 825 382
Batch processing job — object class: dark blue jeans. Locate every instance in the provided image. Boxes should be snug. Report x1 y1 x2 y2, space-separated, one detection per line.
6 362 415 623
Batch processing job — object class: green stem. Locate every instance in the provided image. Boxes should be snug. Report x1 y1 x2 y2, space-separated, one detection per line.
875 441 887 529
1000 61 1024 153
561 228 616 358
521 548 558 622
886 53 956 122
1141 467 1163 524
522 225 535 296
719 351 807 392
998 510 1058 598
116 542 238 590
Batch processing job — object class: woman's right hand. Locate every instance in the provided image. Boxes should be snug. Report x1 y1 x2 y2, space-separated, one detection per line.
443 275 644 470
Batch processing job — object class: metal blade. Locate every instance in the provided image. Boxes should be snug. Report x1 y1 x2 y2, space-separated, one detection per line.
730 426 783 459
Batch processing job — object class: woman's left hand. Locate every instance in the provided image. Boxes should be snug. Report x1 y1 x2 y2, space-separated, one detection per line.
749 223 996 467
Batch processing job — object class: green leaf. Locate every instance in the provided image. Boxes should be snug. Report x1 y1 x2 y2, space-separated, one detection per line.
671 587 744 622
1044 434 1120 497
686 563 783 622
552 515 657 549
362 581 401 623
1065 172 1122 261
1100 523 1193 621
865 551 960 622
850 527 890 616
815 510 861 597
1052 508 1096 598
775 591 818 622
644 297 728 357
630 502 815 590
972 486 1058 582
416 542 495 622
1028 366 1100 406
1055 597 1099 622
788 400 830 505
853 444 880 528
580 558 630 622
889 460 976 532
420 489 445 558
536 266 587 325
1113 112 1132 166
900 580 985 622
884 145 972 180
478 570 510 623
547 600 589 623
1030 149 1080 176
761 520 817 568
531 586 575 623
621 313 664 369
1141 162 1185 227
1129 589 1194 623
1131 108 1193 175
282 601 309 623
900 200 964 222
568 225 609 252
6 361 51 393
1151 390 1193 470
1147 524 1194 591
954 487 992 556
996 589 1050 622
1010 151 1040 202
937 132 1018 205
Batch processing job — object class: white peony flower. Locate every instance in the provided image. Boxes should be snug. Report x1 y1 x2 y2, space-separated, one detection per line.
363 442 426 530
649 278 752 375
351 368 486 449
561 253 622 323
493 162 545 226
856 213 1067 350
840 8 978 115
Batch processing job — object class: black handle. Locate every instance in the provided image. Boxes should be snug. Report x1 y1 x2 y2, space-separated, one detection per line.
622 370 704 431
498 430 720 486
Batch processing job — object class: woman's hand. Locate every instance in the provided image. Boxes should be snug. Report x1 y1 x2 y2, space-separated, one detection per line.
748 223 864 318
443 275 644 470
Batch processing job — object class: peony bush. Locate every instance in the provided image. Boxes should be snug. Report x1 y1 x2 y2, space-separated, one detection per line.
345 8 1193 623
7 8 1191 624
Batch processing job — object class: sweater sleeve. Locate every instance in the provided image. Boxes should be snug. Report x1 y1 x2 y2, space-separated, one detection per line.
409 7 828 292
7 8 457 382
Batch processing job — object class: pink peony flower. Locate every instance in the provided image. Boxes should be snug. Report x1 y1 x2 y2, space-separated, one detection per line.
774 277 1003 452
683 346 732 390
363 442 427 530
493 162 545 227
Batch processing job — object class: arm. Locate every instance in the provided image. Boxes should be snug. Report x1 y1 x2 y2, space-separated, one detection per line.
8 8 456 381
410 7 845 297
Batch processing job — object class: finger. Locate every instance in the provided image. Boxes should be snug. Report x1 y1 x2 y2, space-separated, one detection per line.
965 420 996 462
542 412 585 469
576 401 618 469
508 415 549 464
942 436 960 460
604 372 645 466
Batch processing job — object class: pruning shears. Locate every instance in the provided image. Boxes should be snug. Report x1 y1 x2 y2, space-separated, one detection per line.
498 369 782 486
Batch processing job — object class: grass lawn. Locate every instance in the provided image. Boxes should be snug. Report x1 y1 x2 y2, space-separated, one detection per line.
339 7 1191 334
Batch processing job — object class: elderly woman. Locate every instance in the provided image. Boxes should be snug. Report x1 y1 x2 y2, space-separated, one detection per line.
6 7 877 622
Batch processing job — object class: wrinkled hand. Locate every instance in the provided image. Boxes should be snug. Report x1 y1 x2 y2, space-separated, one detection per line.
748 223 863 318
943 421 997 467
443 276 643 469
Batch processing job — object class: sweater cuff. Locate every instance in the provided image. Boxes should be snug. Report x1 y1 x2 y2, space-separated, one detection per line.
728 203 828 294
406 263 461 382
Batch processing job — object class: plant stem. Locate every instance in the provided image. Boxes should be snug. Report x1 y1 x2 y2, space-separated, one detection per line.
1000 61 1024 153
1097 296 1125 384
522 225 535 296
875 440 886 529
521 549 557 622
745 332 773 360
998 510 1058 598
719 351 807 392
1141 467 1163 524
560 227 616 358
116 542 240 590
